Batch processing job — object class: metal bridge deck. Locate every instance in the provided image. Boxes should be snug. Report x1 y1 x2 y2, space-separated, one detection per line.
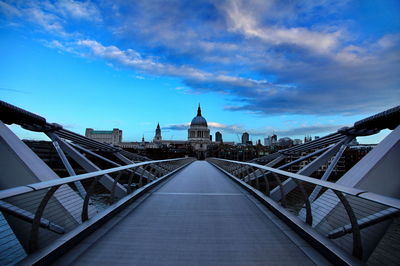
54 161 328 265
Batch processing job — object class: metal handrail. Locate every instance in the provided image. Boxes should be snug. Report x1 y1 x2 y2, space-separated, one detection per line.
208 158 400 209
0 158 190 200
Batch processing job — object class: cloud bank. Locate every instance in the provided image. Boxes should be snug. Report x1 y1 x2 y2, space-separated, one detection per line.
1 0 399 116
163 121 343 138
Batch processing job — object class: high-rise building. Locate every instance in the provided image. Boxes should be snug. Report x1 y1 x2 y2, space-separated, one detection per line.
264 134 278 146
215 131 223 142
241 132 249 144
304 135 312 143
271 134 277 145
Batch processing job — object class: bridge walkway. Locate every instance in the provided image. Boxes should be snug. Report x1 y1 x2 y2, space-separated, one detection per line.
54 161 329 265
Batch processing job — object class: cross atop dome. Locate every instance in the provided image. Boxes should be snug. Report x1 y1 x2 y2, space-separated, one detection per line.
197 103 202 116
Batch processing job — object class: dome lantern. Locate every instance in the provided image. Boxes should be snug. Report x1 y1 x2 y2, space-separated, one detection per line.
190 104 208 127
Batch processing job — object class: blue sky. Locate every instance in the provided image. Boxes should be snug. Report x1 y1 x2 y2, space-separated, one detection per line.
0 0 399 144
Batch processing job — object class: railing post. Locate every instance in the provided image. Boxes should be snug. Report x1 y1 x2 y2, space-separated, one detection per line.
127 171 135 194
240 166 246 180
110 172 124 202
245 167 251 183
292 179 313 225
333 190 363 259
138 166 147 186
271 172 287 207
28 185 61 253
82 176 102 222
253 169 260 190
261 170 269 196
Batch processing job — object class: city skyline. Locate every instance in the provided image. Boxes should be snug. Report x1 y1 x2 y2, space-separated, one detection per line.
5 102 390 145
1 1 399 143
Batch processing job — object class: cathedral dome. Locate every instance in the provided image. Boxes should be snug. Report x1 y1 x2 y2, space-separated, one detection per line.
190 105 208 127
191 116 207 127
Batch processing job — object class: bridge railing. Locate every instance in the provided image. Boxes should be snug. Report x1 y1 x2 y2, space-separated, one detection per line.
0 157 194 263
207 157 400 264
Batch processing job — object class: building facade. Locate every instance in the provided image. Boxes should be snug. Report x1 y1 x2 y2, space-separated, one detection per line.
188 104 210 158
293 139 303 145
85 128 122 145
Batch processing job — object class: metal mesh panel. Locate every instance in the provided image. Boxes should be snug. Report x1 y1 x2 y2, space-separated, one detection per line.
0 157 194 264
208 158 400 264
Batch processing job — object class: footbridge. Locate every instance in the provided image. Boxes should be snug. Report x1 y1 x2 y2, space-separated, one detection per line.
0 101 400 265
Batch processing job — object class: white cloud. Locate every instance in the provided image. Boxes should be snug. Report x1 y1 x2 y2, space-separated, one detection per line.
208 122 242 132
334 45 369 64
223 0 340 53
377 34 400 49
0 1 21 16
55 0 102 22
0 1 101 37
73 38 273 95
2 0 398 117
26 7 67 35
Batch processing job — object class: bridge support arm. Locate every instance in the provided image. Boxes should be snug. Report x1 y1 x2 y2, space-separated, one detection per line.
308 139 351 203
244 155 286 182
52 140 87 199
46 133 126 198
270 139 348 201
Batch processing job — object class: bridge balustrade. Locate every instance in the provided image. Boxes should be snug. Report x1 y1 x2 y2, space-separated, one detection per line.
0 157 194 264
207 158 400 264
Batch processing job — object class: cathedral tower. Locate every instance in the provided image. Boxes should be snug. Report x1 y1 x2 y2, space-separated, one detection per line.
153 122 162 142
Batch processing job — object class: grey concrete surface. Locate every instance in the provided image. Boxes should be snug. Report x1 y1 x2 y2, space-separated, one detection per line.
53 161 328 266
